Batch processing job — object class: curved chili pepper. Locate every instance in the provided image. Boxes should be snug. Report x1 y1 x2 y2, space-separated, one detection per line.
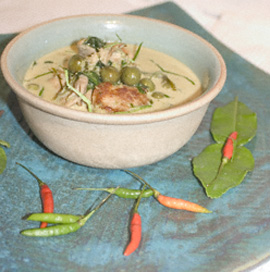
16 162 54 228
156 194 210 213
124 213 142 256
73 187 154 199
207 131 238 186
222 131 238 162
124 185 146 256
21 187 117 237
124 170 211 213
25 213 82 224
21 222 82 237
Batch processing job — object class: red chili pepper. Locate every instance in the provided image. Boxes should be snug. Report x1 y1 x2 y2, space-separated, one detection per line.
124 185 146 256
156 194 210 213
16 162 54 228
207 131 238 186
124 170 211 213
222 131 238 162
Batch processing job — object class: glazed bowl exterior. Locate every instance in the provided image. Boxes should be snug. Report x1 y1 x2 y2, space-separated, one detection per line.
1 15 226 169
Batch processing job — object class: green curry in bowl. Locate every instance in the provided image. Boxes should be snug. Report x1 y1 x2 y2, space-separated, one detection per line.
24 36 202 114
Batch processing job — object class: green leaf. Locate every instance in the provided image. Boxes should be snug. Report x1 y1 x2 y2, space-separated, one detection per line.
0 147 7 174
211 97 257 146
0 140 10 148
192 143 254 198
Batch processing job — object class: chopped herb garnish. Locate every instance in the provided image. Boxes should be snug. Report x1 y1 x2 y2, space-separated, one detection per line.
161 75 176 91
82 71 101 89
115 104 152 114
32 70 53 80
83 36 106 52
136 84 146 94
121 60 127 67
44 61 53 64
39 87 45 96
116 33 122 42
96 60 105 69
64 69 92 112
133 42 143 61
27 83 40 91
151 60 195 85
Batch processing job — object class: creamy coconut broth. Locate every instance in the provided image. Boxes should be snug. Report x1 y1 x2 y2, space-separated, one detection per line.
23 36 202 113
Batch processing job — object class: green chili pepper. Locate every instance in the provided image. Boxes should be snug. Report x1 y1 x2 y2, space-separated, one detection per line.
21 187 118 237
21 223 82 237
25 213 82 224
73 187 154 199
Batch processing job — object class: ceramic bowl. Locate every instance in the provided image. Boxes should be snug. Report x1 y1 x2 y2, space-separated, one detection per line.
1 14 226 169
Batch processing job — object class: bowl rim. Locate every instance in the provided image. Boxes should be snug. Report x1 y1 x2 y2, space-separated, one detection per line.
1 13 226 125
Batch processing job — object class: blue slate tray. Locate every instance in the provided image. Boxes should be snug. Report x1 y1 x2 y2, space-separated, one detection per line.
0 2 269 272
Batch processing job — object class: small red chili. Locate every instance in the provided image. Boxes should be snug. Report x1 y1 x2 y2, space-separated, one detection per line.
207 131 238 186
124 185 146 256
222 131 238 162
124 170 211 213
16 162 54 228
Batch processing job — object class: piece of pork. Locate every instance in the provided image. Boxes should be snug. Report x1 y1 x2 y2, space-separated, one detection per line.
92 82 149 113
77 39 96 57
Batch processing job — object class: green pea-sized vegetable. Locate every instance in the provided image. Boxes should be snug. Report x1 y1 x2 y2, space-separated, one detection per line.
121 67 141 86
73 187 154 199
25 213 82 224
68 54 85 73
21 187 117 237
139 78 155 92
100 66 120 84
192 97 257 198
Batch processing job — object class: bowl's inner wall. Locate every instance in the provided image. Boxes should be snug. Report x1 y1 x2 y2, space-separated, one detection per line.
7 15 220 95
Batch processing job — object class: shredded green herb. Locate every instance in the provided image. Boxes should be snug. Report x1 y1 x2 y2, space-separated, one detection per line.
161 75 176 91
136 84 146 94
32 70 53 80
83 36 106 52
39 87 45 96
81 71 101 89
64 70 92 112
132 42 143 61
115 104 152 114
151 60 195 85
116 33 122 42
